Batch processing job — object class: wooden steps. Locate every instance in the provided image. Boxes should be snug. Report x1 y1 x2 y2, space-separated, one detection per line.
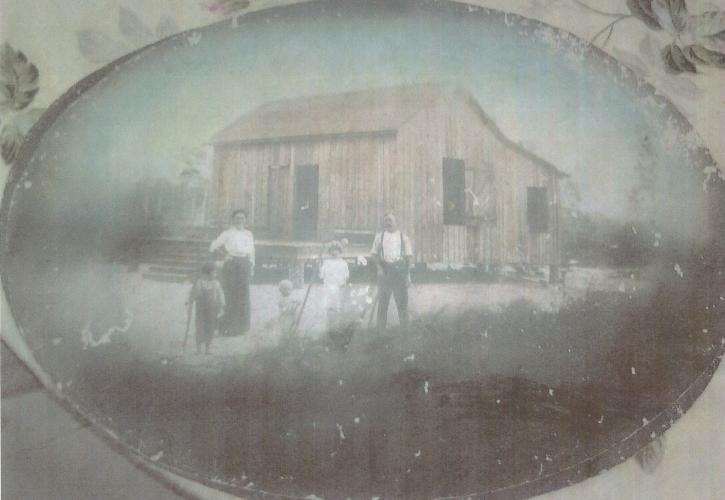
135 236 373 284
138 238 211 283
141 273 193 283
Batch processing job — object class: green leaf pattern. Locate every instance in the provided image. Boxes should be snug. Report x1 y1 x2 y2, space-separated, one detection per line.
0 117 24 165
662 43 697 73
0 42 40 166
683 44 725 68
0 42 39 112
626 0 663 30
624 0 725 73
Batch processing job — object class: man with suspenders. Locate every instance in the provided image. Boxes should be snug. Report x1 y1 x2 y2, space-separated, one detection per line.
371 212 413 330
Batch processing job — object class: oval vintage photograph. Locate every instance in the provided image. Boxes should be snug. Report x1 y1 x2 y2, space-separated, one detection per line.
2 0 724 498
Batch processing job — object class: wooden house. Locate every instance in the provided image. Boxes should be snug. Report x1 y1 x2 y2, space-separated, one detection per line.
210 84 566 269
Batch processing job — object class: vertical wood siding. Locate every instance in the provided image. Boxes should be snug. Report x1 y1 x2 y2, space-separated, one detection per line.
213 134 393 241
212 93 559 267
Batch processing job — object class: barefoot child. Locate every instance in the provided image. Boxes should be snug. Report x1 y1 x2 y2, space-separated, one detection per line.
319 241 350 332
186 263 225 354
278 279 300 338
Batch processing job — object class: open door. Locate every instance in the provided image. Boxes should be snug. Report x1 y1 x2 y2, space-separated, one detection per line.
268 165 291 239
293 164 319 240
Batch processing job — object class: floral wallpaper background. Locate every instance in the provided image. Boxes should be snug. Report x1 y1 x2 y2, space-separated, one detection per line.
2 0 724 171
1 1 723 499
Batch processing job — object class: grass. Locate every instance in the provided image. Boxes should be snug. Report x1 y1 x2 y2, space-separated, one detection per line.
4 250 722 498
60 276 724 499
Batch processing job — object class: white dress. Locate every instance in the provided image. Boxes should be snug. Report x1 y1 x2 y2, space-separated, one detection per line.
319 258 350 311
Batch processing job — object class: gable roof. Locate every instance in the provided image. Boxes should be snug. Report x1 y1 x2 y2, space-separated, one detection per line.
211 83 567 177
460 93 568 178
211 84 445 145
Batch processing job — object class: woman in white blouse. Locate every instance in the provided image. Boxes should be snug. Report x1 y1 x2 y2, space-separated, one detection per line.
209 209 255 335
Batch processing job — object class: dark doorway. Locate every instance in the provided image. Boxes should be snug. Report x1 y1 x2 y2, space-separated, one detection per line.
293 164 319 240
268 165 291 239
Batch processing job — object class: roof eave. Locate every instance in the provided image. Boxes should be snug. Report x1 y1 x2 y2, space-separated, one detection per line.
209 128 398 147
461 92 569 178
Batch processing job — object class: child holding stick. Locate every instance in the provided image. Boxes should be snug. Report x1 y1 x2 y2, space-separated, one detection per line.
186 263 225 354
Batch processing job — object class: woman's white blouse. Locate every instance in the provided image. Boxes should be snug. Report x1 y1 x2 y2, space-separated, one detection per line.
210 228 255 265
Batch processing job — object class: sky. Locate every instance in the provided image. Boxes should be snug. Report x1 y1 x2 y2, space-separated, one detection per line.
20 1 708 230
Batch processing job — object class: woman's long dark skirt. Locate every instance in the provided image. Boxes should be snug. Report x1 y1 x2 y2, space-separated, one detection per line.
220 256 251 335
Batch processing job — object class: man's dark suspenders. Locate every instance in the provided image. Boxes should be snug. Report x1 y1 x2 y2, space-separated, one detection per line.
378 230 406 261
378 231 408 278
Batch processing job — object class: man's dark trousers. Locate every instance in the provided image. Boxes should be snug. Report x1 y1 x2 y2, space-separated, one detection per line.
376 264 409 330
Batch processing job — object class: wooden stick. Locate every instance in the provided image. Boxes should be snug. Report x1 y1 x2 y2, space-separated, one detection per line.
183 304 193 352
367 289 379 329
291 243 326 335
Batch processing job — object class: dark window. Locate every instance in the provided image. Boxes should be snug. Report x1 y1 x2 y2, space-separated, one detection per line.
527 186 549 233
442 158 466 225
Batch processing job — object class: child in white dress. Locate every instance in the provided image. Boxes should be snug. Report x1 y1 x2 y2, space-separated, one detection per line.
319 241 350 331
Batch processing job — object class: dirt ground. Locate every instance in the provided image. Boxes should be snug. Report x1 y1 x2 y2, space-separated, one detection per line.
32 263 719 499
100 267 646 385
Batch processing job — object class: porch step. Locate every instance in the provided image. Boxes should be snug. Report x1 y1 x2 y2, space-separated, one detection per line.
145 250 210 261
147 241 210 250
141 273 192 283
136 238 212 283
143 244 210 254
145 257 209 267
146 265 197 275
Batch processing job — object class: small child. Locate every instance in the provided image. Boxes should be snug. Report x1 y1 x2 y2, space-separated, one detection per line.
278 279 300 338
319 241 350 331
186 263 225 354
